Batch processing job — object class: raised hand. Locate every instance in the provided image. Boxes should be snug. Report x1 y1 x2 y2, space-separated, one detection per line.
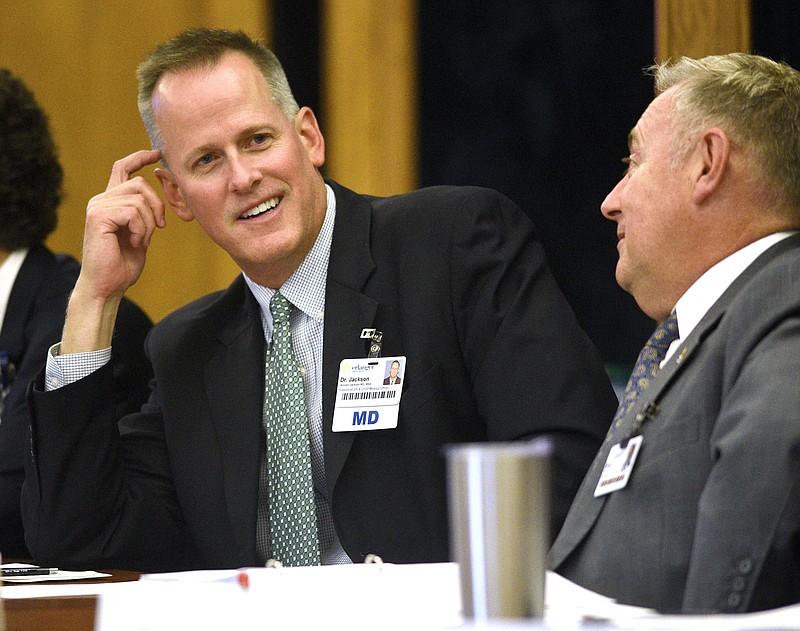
62 150 166 354
80 149 166 299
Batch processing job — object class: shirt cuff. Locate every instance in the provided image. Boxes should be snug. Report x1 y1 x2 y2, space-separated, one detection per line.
45 342 112 390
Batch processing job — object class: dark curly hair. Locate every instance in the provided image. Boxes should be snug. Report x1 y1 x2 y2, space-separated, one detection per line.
0 69 62 250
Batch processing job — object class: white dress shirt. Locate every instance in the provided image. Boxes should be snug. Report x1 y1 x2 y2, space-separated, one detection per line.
0 248 28 334
665 231 798 364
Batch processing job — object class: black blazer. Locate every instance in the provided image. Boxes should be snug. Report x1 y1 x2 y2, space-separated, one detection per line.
0 245 152 558
23 182 616 571
550 234 800 613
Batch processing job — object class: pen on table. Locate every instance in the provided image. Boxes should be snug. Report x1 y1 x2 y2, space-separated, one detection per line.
1 567 59 576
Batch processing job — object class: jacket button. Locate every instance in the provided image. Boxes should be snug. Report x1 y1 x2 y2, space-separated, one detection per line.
732 576 746 591
738 558 753 574
727 593 742 609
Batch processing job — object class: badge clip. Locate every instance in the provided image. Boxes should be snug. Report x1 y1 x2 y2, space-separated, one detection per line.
360 328 383 358
626 402 659 445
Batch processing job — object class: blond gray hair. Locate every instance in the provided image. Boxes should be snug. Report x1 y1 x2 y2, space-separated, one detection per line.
649 53 800 215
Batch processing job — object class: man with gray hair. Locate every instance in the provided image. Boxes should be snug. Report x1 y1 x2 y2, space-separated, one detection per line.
550 53 800 613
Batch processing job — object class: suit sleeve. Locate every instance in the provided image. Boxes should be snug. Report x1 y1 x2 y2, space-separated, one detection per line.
22 336 197 572
448 188 618 537
682 310 800 612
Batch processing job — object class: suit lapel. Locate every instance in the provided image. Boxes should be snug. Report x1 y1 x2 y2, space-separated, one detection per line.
551 233 800 568
203 282 265 560
321 182 378 499
550 310 721 567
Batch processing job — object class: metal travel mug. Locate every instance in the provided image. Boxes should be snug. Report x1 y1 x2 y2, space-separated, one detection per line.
446 439 551 620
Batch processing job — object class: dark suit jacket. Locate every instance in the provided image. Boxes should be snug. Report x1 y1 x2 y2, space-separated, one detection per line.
23 182 616 571
382 376 401 385
550 234 800 614
0 245 152 558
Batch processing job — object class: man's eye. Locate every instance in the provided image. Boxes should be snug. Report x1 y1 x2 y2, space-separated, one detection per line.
197 154 214 166
252 133 268 145
621 155 633 175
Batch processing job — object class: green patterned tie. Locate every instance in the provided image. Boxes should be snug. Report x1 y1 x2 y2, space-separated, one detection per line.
264 292 320 566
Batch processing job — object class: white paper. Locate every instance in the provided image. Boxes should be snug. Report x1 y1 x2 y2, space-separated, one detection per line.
87 564 800 630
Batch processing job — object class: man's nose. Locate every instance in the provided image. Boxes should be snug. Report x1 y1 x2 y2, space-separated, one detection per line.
600 178 624 220
229 154 262 192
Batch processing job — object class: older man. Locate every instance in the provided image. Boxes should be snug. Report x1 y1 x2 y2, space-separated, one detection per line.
550 53 800 614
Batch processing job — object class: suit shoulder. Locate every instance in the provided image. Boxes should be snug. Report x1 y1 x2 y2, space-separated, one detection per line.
367 186 532 236
328 179 531 234
32 249 80 295
734 238 800 304
371 185 516 212
720 237 800 336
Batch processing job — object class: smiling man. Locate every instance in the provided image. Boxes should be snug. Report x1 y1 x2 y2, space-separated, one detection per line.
21 29 616 572
549 53 800 614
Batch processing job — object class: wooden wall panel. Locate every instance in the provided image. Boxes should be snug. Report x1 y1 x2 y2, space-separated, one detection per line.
656 0 751 61
321 0 418 196
0 0 269 322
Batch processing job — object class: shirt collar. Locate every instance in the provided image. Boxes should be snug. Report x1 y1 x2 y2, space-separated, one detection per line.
0 248 29 333
674 231 797 342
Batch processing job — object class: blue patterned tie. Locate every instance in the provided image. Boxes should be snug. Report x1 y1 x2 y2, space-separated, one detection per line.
263 292 320 566
610 312 680 434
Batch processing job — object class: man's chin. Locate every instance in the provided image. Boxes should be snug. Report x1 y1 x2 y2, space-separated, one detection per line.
615 266 631 294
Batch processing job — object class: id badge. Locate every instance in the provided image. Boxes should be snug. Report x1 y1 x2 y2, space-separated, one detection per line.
594 435 643 497
332 356 406 432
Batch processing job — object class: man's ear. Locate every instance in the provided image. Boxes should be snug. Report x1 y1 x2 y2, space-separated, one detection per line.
154 168 194 222
295 106 326 168
692 127 730 204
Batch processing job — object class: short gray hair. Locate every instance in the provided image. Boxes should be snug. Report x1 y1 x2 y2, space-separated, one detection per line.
136 28 299 159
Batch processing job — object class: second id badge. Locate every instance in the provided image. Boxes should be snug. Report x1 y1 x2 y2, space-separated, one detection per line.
332 356 406 432
594 435 643 497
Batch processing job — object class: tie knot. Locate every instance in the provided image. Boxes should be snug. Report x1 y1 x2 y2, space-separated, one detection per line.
270 292 292 326
646 312 680 355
